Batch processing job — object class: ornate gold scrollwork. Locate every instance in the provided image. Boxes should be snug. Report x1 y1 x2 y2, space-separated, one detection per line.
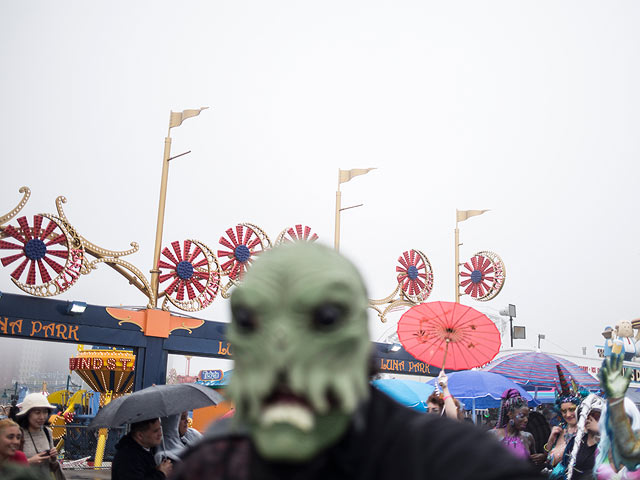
369 285 416 323
0 186 31 226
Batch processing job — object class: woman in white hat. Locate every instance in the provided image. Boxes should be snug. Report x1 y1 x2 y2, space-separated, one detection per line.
15 393 64 478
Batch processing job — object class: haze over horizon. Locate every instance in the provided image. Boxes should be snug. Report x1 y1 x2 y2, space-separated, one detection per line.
2 1 639 367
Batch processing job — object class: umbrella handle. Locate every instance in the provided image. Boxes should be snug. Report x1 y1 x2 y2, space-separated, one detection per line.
441 339 451 371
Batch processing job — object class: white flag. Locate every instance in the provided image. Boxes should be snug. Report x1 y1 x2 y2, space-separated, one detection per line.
169 107 208 129
339 168 376 184
456 209 489 222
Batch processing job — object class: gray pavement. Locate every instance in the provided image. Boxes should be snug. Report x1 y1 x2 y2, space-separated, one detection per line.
62 468 111 480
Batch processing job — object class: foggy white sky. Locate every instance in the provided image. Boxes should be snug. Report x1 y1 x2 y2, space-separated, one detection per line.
2 1 640 366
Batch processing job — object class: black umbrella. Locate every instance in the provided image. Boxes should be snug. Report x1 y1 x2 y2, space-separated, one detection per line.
89 383 224 429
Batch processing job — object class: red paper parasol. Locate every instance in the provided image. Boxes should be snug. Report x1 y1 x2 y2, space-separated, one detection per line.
397 301 501 371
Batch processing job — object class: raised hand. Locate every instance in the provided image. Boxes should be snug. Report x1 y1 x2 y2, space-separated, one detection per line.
438 370 449 390
599 353 632 399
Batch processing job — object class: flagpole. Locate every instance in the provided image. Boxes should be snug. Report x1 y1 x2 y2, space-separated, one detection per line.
150 117 173 307
334 170 341 251
454 209 489 303
454 214 460 303
334 168 374 251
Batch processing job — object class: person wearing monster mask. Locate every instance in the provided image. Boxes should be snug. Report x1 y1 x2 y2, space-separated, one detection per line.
171 243 542 480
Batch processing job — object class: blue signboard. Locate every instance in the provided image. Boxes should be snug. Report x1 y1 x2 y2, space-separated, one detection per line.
199 369 223 381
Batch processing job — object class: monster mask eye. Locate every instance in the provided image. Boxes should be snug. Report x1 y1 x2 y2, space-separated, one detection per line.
232 305 258 333
312 303 346 330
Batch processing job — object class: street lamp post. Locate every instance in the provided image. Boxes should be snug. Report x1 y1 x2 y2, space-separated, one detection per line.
537 334 545 350
500 304 517 347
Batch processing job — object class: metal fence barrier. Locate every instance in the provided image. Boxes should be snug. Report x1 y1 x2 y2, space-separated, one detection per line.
60 425 126 462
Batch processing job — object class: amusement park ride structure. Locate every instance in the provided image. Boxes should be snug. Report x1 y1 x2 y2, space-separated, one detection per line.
0 193 506 324
0 107 508 360
0 107 509 463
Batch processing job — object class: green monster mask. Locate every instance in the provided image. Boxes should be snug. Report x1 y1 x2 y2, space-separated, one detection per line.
227 242 371 462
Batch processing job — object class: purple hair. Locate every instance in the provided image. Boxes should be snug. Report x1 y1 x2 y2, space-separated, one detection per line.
496 388 527 428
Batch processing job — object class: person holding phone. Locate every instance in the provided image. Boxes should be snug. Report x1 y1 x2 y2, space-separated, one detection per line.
15 393 65 479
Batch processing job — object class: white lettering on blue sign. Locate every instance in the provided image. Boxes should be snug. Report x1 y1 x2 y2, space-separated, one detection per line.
199 369 223 381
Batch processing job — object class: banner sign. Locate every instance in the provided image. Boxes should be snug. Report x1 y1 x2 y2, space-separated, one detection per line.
378 357 435 376
0 316 80 341
69 356 135 371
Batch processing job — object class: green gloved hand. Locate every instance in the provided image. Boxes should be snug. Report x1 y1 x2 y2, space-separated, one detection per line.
599 353 632 399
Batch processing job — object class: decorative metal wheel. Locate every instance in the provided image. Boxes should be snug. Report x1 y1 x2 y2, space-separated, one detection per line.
217 224 270 280
0 214 84 296
158 239 221 311
395 249 434 302
459 250 506 301
274 224 319 245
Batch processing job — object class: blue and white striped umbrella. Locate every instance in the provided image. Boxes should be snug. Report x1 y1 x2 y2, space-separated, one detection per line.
426 370 538 409
484 352 600 391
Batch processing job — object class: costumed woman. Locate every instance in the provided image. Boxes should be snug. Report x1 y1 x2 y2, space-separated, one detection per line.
548 393 604 480
544 367 586 467
15 393 65 480
490 389 545 466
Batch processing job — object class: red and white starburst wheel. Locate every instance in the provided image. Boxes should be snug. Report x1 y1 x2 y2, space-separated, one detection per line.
459 250 506 301
274 224 319 246
158 239 221 312
217 223 270 280
0 214 84 296
395 249 434 302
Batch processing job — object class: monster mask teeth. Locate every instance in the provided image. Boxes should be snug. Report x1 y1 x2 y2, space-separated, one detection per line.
260 403 315 432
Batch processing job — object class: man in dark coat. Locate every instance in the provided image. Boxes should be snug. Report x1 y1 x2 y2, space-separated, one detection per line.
112 418 173 480
171 244 544 480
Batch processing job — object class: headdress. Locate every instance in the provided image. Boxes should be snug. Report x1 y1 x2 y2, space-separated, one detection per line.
496 388 527 428
565 394 604 480
553 365 588 422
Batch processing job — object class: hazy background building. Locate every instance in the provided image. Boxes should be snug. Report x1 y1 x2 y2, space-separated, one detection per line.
0 337 81 395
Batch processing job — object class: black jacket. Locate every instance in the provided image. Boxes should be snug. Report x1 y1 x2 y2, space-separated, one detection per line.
112 433 166 480
171 388 544 480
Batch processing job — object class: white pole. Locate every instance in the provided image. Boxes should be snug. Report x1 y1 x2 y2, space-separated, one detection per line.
472 398 477 424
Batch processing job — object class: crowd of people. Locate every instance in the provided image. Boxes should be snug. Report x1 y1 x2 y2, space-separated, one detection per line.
4 367 634 480
426 373 640 480
0 392 65 479
0 392 203 480
2 244 640 480
1 380 625 480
